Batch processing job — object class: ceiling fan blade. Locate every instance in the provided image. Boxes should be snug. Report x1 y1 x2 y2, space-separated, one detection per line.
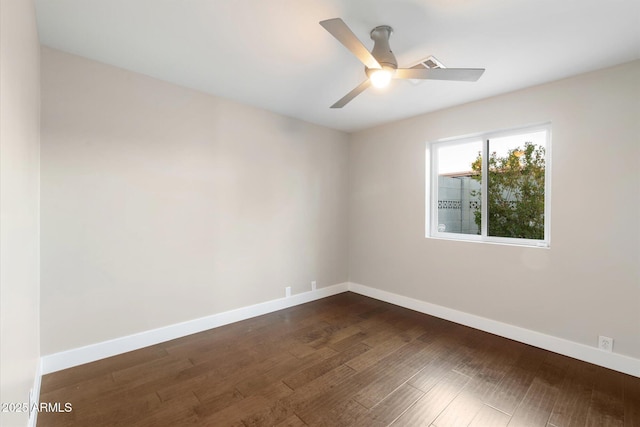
320 18 381 69
395 68 485 81
330 80 371 108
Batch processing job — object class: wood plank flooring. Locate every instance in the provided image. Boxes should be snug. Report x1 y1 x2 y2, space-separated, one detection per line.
38 292 640 426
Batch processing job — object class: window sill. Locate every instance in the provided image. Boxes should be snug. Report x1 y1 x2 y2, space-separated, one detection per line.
426 234 550 249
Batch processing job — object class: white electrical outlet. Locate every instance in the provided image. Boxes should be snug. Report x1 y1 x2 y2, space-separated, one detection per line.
311 281 317 291
285 286 291 297
598 335 613 352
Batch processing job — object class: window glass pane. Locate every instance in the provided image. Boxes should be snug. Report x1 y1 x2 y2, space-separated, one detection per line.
436 140 482 235
486 130 546 239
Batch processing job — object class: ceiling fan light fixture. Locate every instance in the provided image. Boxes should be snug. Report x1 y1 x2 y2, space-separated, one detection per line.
369 67 394 88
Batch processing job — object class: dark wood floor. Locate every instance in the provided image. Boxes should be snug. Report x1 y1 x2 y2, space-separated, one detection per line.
39 292 639 426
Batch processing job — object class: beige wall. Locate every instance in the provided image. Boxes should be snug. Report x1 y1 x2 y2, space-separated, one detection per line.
349 61 640 359
0 0 42 425
40 47 349 355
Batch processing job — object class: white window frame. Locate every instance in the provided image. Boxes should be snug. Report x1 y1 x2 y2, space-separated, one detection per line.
426 123 551 248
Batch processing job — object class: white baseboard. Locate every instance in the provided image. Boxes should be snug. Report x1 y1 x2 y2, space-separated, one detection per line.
28 359 42 427
347 282 640 377
40 280 639 378
41 282 349 374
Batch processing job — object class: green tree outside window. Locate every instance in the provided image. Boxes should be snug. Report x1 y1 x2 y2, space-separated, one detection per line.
470 142 545 239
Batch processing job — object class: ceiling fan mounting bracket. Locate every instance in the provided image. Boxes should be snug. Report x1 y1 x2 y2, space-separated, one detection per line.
370 25 393 39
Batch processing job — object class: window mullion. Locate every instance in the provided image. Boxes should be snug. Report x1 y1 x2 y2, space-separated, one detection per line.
427 146 435 236
481 138 489 238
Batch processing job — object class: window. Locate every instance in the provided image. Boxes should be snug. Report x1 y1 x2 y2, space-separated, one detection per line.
427 124 551 247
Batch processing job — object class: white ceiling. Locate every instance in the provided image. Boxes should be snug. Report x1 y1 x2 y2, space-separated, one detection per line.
35 0 640 132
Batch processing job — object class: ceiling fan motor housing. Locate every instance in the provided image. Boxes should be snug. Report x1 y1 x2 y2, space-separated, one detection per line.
368 25 397 71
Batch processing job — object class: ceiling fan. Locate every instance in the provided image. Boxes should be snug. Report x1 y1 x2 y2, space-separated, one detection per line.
319 18 485 108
